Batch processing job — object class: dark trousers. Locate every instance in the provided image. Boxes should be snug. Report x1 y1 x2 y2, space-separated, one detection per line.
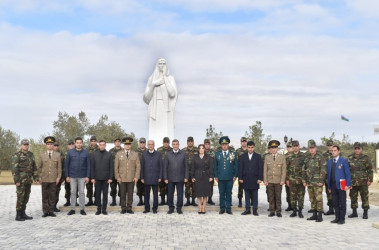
144 185 158 211
42 182 57 214
331 182 347 220
95 180 109 211
120 182 134 211
268 183 282 213
244 188 258 210
238 181 244 199
168 182 184 211
218 180 233 211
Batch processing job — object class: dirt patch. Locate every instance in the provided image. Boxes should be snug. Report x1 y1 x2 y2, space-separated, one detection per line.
347 181 379 207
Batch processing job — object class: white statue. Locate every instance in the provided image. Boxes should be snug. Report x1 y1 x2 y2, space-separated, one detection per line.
143 58 178 144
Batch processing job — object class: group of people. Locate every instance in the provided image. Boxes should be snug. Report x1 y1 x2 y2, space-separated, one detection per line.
11 134 373 225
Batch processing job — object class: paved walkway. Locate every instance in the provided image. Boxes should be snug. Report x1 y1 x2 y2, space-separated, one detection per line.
0 185 378 249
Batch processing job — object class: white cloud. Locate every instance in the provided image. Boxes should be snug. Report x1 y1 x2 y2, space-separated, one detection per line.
345 0 379 18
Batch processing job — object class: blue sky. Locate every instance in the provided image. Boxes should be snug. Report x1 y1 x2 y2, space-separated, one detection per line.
0 0 378 147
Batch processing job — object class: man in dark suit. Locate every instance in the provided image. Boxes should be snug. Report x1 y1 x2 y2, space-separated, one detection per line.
327 145 352 225
141 140 163 214
90 140 113 215
238 141 263 216
164 139 189 214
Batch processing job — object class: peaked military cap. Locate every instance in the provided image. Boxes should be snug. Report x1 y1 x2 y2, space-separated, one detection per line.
240 137 247 142
204 138 210 144
308 139 317 148
268 140 280 148
122 137 133 144
291 140 300 147
21 139 30 145
90 136 97 141
187 136 194 142
219 136 230 144
353 142 362 149
44 136 56 144
139 137 146 143
163 137 170 143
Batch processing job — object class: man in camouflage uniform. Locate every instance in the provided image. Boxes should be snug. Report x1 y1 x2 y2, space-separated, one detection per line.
109 138 123 206
348 142 373 219
322 139 334 215
204 138 216 205
286 140 305 218
136 137 147 206
303 139 327 222
236 137 248 207
262 145 272 211
63 140 76 206
157 137 172 205
284 141 293 212
86 135 99 206
183 136 198 206
53 141 65 212
11 139 39 221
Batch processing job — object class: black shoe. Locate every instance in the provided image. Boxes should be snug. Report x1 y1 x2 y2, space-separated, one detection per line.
184 198 191 206
64 199 70 207
143 210 150 213
22 210 33 220
67 210 75 215
338 220 345 224
219 210 225 214
85 200 93 206
49 212 56 217
308 209 315 213
276 212 282 217
198 212 201 214
315 212 323 222
121 210 127 214
307 212 317 220
298 209 304 218
137 196 144 206
191 198 197 206
253 209 259 216
102 210 108 215
54 207 60 212
208 197 215 205
226 210 232 215
80 210 87 215
153 210 157 214
285 205 293 211
331 218 339 223
110 197 117 206
238 198 242 208
267 208 270 211
42 213 49 217
290 209 297 217
348 208 358 218
241 210 251 215
363 209 368 219
324 206 334 215
268 212 275 217
95 210 101 215
177 210 183 214
15 211 25 221
126 210 134 214
167 210 174 214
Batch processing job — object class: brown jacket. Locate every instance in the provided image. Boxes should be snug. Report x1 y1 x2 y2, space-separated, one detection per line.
264 154 286 184
114 150 141 182
37 151 62 183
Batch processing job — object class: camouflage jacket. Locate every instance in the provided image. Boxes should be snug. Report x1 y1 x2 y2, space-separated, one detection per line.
236 147 247 160
109 147 123 161
87 145 99 157
348 153 373 186
182 146 198 171
286 151 305 184
136 147 147 162
205 149 215 159
302 152 327 185
10 150 39 184
322 151 332 161
157 146 172 161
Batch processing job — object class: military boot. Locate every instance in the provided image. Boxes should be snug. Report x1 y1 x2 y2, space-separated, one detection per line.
363 209 368 219
307 209 314 213
290 208 297 217
285 203 293 211
315 212 323 222
298 209 304 218
238 198 242 208
208 196 215 205
324 206 334 215
184 198 191 206
307 212 317 220
110 197 117 206
191 198 197 206
22 210 33 220
159 196 165 206
15 211 25 221
64 198 70 206
85 198 94 206
348 208 358 218
137 196 144 206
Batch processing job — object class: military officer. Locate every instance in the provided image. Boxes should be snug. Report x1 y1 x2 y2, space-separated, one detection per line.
86 135 99 206
303 139 327 222
53 141 65 212
109 138 123 206
157 137 172 205
262 145 272 211
182 136 198 206
11 139 39 221
214 136 238 214
204 138 216 205
236 137 248 208
323 140 334 215
114 137 141 214
136 137 147 206
347 142 373 219
286 140 306 218
38 136 62 217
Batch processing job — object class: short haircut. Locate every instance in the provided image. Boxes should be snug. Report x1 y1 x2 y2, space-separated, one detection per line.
247 141 255 146
148 140 155 145
75 137 83 142
172 139 179 144
332 145 340 151
99 140 106 143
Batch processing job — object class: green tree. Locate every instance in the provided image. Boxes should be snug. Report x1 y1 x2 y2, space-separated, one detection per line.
87 115 126 142
205 125 223 149
0 126 20 170
52 111 90 145
244 121 271 155
29 136 46 167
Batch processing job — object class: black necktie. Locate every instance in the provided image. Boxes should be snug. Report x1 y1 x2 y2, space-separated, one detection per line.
127 151 129 158
333 159 336 164
273 155 276 161
49 152 51 159
224 152 227 158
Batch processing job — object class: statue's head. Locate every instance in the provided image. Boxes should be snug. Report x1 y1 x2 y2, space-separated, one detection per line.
157 58 169 75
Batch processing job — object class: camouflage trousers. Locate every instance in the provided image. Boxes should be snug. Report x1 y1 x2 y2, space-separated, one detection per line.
86 182 95 200
324 179 333 207
238 181 243 199
185 179 195 199
285 185 290 205
110 179 120 198
290 183 305 209
16 183 31 211
308 184 324 212
350 185 370 209
159 180 167 196
136 179 145 197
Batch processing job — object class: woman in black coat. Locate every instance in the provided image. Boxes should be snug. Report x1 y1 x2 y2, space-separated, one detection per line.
191 144 214 214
